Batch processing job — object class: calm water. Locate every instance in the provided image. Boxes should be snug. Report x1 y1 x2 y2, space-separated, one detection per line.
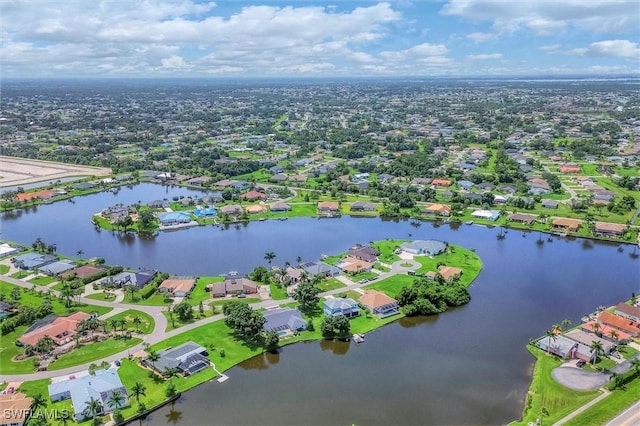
2 183 639 425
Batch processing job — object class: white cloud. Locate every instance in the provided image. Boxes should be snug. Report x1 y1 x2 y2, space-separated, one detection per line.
441 0 639 35
466 32 497 42
161 55 190 69
570 40 640 58
467 53 503 61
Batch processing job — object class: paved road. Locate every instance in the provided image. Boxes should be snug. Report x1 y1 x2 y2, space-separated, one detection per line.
1 257 420 382
605 400 640 426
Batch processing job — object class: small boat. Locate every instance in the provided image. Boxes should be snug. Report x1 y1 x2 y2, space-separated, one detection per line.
278 217 288 221
259 218 265 221
352 334 365 343
465 221 473 225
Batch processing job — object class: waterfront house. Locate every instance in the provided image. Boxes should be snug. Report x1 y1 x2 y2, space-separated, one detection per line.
565 329 615 356
317 201 340 216
552 218 582 232
581 321 631 343
536 335 578 359
16 190 55 202
358 290 399 317
19 312 91 347
594 222 626 237
99 270 156 289
615 303 640 323
61 265 104 280
508 213 536 225
422 203 451 217
263 308 308 336
541 200 558 209
347 245 379 263
158 211 191 226
471 210 500 221
400 240 447 256
12 253 57 270
245 204 267 214
146 341 210 376
323 297 360 318
350 201 376 212
270 202 291 212
0 392 33 426
220 205 243 216
209 275 258 297
338 257 374 274
598 311 640 337
38 259 77 276
48 368 129 422
0 243 19 257
158 278 196 297
300 261 341 278
426 265 463 282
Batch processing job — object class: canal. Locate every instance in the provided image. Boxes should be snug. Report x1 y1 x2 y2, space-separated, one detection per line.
2 183 638 424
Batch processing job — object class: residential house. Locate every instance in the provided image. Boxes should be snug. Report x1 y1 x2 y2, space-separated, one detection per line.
289 174 308 183
300 261 341 277
270 202 291 212
347 245 379 263
193 207 217 218
185 176 211 186
245 204 267 214
581 321 631 343
493 195 508 204
12 253 57 270
508 213 537 225
432 178 452 187
241 191 267 202
158 212 191 226
270 173 288 183
16 190 55 202
457 180 474 191
541 200 558 209
465 193 483 204
594 222 626 237
61 265 104 280
350 202 376 212
400 240 447 256
477 182 496 191
378 173 393 183
263 308 308 336
0 243 19 257
209 275 258 297
0 393 33 426
145 341 210 376
158 277 196 297
323 297 360 318
269 165 284 174
48 368 129 422
338 257 373 274
552 218 582 232
615 303 640 323
38 260 77 276
427 265 463 282
598 311 640 337
148 200 170 209
19 312 91 347
219 205 243 216
471 210 501 221
99 270 156 289
536 335 579 359
559 163 581 173
565 330 615 356
317 201 340 216
358 290 399 317
422 203 451 217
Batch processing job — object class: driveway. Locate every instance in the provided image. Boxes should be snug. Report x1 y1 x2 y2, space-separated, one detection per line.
552 367 610 391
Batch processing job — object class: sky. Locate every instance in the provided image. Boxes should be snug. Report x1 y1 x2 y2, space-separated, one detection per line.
1 0 639 78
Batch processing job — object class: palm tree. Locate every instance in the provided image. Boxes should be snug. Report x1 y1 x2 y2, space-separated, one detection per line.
132 316 142 333
60 284 74 309
590 341 604 365
296 255 302 266
592 322 601 336
107 390 125 410
125 284 137 302
608 330 619 342
131 382 147 407
561 319 572 332
29 393 47 418
264 251 276 267
110 319 119 335
76 249 84 257
146 350 160 373
539 407 550 425
163 367 180 384
544 329 557 355
83 397 103 422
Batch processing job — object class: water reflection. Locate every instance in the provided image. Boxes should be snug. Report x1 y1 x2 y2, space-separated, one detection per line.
319 338 350 355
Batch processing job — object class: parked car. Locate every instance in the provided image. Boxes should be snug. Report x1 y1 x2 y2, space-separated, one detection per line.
7 387 14 394
576 360 586 368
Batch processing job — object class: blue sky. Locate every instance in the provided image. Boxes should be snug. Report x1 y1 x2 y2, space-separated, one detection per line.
1 0 638 77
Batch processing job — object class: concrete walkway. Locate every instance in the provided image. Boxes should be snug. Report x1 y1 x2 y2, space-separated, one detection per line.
552 389 610 426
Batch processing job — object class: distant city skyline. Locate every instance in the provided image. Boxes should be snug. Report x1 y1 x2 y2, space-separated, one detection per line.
1 0 639 78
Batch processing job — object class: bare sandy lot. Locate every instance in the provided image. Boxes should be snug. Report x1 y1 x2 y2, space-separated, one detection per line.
0 156 111 187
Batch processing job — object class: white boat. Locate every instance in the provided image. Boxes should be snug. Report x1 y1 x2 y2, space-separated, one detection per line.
352 334 365 343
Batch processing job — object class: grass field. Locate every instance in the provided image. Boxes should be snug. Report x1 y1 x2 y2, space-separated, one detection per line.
106 309 155 334
510 347 599 426
189 276 224 306
0 265 10 274
371 239 406 263
269 283 288 300
413 245 483 287
366 275 416 298
85 291 117 302
317 278 346 292
28 275 58 286
48 337 143 370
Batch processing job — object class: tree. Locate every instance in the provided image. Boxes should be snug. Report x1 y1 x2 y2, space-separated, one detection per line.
223 302 265 342
264 251 276 267
124 284 137 302
608 330 619 342
539 407 549 425
630 358 640 374
544 329 557 355
561 319 572 332
107 390 125 410
36 336 55 354
132 316 142 333
83 397 103 422
296 255 303 266
265 331 280 352
293 281 320 313
590 341 604 365
131 382 147 407
146 350 160 373
173 300 193 322
76 249 84 257
29 393 47 419
321 315 351 340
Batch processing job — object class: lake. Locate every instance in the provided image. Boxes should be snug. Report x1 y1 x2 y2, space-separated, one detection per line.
2 183 638 425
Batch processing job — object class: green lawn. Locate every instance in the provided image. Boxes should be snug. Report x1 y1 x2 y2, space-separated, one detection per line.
106 309 155 334
10 270 30 279
317 278 345 292
269 283 288 300
188 276 224 306
349 271 378 281
563 376 640 426
412 245 483 287
48 337 142 370
28 275 58 286
135 292 172 306
0 325 38 373
85 291 117 302
510 347 599 426
210 297 261 307
18 379 74 422
0 265 9 274
163 310 214 332
366 275 416 298
371 239 405 263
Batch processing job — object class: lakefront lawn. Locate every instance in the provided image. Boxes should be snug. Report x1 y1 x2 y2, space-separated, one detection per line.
47 337 143 370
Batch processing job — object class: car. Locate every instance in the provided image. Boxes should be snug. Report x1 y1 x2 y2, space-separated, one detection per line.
576 360 586 368
115 360 121 366
7 387 14 394
236 293 246 298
